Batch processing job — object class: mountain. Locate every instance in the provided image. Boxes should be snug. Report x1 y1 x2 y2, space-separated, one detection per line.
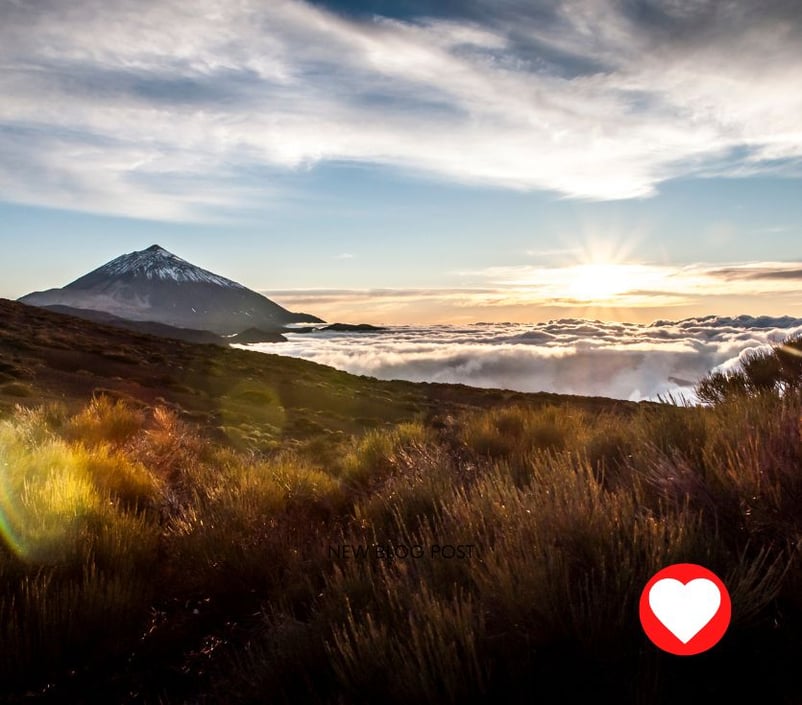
19 244 323 335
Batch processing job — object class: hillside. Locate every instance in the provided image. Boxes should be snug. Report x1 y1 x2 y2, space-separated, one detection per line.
0 298 633 447
36 304 227 345
3 298 802 705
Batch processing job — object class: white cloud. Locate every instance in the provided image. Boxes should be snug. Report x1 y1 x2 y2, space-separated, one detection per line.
1 0 801 218
236 314 802 401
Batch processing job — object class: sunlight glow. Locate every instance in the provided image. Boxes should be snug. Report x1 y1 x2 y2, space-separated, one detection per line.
567 263 635 302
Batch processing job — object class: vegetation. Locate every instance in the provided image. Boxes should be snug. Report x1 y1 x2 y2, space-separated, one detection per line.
0 355 801 703
4 303 802 703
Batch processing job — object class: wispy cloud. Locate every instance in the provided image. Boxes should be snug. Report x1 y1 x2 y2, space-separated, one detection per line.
333 252 355 259
1 0 801 219
266 287 506 324
706 263 802 281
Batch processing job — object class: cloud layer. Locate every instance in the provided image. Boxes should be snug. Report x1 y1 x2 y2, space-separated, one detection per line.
239 315 802 401
2 0 802 218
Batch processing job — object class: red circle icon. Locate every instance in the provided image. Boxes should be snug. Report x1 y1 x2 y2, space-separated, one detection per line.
639 563 731 655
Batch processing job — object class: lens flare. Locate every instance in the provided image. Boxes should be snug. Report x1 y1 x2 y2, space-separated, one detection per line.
0 442 27 558
0 424 98 563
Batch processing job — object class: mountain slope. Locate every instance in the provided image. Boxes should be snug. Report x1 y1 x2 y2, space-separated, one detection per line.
19 245 323 334
0 298 635 442
39 304 226 345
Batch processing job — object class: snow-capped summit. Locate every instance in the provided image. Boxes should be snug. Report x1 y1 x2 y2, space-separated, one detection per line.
19 245 323 334
91 245 246 288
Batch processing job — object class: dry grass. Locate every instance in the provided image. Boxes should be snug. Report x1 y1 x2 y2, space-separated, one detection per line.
2 381 802 703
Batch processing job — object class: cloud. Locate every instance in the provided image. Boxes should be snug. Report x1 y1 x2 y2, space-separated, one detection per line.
707 264 802 281
236 314 802 401
1 0 801 218
333 253 355 259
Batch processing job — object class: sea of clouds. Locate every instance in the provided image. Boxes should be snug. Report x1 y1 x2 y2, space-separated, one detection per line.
239 315 802 402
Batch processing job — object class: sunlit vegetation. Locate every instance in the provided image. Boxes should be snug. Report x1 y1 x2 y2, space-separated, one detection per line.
2 337 802 705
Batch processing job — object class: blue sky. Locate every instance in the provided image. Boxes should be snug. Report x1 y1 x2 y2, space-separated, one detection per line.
1 0 801 324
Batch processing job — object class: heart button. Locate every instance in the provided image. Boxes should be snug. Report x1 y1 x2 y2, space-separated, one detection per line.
649 578 721 644
639 563 731 655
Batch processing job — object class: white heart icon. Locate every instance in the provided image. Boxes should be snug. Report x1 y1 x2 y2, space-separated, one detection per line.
648 578 721 644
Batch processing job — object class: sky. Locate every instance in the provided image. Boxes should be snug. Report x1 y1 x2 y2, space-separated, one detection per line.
1 0 801 325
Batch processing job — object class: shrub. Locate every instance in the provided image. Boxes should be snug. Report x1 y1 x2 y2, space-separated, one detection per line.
83 444 163 512
338 422 432 487
166 451 343 596
65 396 145 446
460 405 576 460
696 335 802 404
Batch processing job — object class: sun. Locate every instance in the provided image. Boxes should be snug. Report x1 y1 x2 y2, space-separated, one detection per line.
567 263 632 302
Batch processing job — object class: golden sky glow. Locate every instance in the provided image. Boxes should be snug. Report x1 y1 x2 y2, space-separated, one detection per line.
266 259 802 325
